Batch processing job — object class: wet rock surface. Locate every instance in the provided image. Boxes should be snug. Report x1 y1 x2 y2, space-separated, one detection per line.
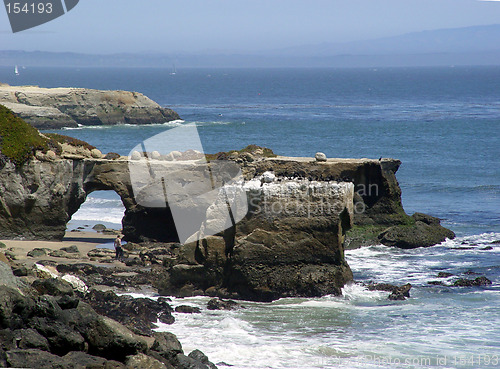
0 260 218 369
207 298 243 311
367 283 412 300
84 289 174 336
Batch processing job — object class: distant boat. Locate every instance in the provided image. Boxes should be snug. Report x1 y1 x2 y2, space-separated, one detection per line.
170 64 176 75
14 65 19 75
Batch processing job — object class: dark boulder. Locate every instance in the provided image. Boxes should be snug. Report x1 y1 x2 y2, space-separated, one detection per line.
367 283 412 300
427 281 445 286
207 298 242 311
85 289 174 336
175 305 202 314
5 349 64 369
60 245 79 253
437 272 453 278
29 317 85 355
151 331 183 362
0 286 35 329
56 263 104 276
105 152 121 160
378 213 455 249
177 352 218 369
14 328 50 351
32 295 64 320
4 349 110 369
56 295 80 310
27 248 49 258
11 265 28 277
83 315 148 361
125 353 169 369
32 278 74 297
92 224 107 232
61 351 108 368
188 349 218 369
453 276 492 287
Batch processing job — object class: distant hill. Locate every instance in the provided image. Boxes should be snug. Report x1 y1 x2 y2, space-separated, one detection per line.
1 24 499 68
274 24 500 56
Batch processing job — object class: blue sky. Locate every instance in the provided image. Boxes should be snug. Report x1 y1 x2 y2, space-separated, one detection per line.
1 0 500 53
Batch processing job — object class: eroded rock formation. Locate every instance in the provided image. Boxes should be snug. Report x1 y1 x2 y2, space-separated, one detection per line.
0 109 454 300
0 84 180 129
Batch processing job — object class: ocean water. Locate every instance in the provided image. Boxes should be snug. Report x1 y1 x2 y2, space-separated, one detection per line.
1 66 499 367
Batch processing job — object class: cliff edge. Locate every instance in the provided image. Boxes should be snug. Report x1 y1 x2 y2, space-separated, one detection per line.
0 83 180 129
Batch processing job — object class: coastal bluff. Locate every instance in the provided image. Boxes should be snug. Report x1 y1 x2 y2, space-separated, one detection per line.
0 83 180 129
0 149 453 300
0 109 454 300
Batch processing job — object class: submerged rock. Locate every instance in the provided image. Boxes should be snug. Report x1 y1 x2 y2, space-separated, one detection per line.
175 305 202 314
453 276 492 287
207 298 242 311
367 283 412 300
437 272 454 278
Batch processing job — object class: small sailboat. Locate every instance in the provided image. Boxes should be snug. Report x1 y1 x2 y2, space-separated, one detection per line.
170 64 176 75
14 65 19 75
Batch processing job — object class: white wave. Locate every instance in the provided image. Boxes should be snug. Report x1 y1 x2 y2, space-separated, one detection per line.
341 283 387 302
71 203 124 224
441 232 500 248
70 212 123 224
80 197 122 205
345 233 500 287
188 120 233 126
62 120 186 130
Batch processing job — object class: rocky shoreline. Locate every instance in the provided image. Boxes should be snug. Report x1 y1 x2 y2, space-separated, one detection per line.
0 252 222 369
0 105 460 368
0 106 455 301
1 231 492 368
0 83 180 129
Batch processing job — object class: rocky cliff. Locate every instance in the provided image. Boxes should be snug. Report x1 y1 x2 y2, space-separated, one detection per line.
0 152 356 301
0 83 180 129
0 108 454 300
0 147 454 301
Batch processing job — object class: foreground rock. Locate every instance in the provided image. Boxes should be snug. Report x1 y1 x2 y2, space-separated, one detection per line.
0 260 217 369
378 213 455 249
0 83 180 129
85 289 174 336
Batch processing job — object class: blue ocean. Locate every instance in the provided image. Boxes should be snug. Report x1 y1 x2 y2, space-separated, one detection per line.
1 66 499 368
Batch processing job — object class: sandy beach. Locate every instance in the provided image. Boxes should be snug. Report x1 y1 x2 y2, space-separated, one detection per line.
0 231 120 267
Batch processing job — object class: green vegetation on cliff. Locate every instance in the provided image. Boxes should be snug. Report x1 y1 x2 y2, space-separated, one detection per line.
45 133 96 151
206 144 277 161
0 105 49 165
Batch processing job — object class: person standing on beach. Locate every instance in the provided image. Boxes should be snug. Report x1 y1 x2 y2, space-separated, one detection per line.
114 235 124 260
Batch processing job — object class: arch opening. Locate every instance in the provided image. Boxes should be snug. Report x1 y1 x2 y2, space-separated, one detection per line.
67 190 126 235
